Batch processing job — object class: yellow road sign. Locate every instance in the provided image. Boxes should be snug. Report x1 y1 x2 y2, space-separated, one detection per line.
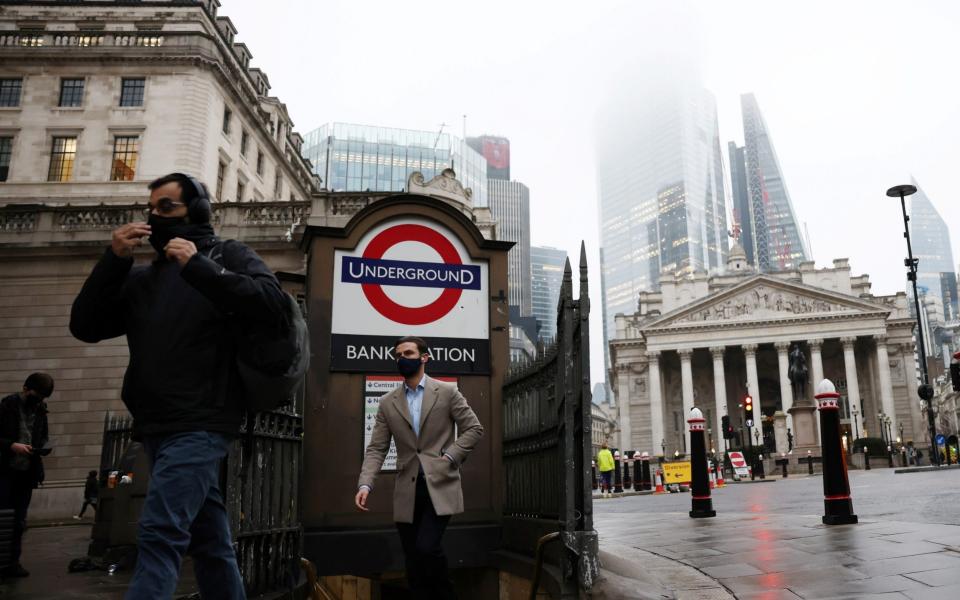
662 460 692 484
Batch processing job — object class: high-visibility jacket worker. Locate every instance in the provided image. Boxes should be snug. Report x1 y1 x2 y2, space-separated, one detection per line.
597 443 615 496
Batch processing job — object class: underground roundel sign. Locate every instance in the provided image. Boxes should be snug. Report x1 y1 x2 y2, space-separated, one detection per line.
330 217 490 374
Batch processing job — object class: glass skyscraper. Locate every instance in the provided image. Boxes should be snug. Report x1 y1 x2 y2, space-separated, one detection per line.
489 179 531 316
595 63 728 353
302 123 489 206
530 246 567 342
909 179 956 320
730 93 809 272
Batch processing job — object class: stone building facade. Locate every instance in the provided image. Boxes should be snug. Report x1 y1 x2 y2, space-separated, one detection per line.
0 0 319 518
609 244 924 462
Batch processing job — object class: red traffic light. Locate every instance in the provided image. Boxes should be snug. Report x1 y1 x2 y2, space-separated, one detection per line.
744 395 753 407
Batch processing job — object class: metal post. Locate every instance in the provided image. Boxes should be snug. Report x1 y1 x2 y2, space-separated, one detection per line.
887 445 894 468
688 408 715 518
816 379 858 525
613 450 623 494
888 184 940 466
864 447 871 470
622 452 633 491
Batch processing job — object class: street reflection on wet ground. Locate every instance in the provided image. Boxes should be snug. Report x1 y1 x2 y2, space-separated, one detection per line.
595 469 960 599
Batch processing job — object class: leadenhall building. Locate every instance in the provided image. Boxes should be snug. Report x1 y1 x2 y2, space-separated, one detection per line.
609 243 925 466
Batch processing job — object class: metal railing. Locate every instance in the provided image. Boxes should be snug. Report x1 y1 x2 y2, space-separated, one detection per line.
502 243 598 595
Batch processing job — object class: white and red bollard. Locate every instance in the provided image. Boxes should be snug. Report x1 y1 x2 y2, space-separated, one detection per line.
716 461 725 488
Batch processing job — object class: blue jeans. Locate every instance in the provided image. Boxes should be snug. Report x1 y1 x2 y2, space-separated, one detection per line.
126 431 245 600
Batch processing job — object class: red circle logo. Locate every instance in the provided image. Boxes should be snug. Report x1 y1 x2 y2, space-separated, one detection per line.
361 224 464 325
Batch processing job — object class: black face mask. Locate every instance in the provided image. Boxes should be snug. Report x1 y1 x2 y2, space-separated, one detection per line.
397 356 422 378
147 213 216 256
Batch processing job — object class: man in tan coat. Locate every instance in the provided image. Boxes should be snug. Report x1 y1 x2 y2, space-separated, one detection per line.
355 336 484 599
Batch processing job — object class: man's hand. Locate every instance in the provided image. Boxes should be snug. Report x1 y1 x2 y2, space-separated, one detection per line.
354 488 369 512
165 238 197 267
111 222 151 258
10 443 32 456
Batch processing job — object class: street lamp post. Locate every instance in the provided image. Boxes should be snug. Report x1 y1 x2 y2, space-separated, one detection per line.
852 404 860 441
878 412 887 445
888 183 940 466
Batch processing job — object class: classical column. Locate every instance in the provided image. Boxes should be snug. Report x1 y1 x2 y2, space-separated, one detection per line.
679 348 695 454
710 347 727 451
647 351 664 458
809 338 825 443
775 341 794 431
615 364 632 454
874 335 897 439
841 337 865 440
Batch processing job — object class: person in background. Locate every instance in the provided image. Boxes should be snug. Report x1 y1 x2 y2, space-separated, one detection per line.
0 372 54 578
73 470 99 520
596 442 615 497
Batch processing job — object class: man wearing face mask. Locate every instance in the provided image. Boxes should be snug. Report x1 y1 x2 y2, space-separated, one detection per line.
70 172 287 599
355 337 483 600
0 372 53 578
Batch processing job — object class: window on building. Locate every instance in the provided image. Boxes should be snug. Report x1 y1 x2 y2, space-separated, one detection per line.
0 137 12 182
216 160 226 201
110 136 139 181
48 136 77 182
222 106 232 135
240 130 248 156
236 178 245 202
256 150 263 175
58 78 85 107
0 79 23 107
119 78 145 107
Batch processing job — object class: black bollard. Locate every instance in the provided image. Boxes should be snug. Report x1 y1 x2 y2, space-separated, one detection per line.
781 457 788 478
887 446 894 469
591 460 598 491
816 380 858 525
687 408 716 518
807 452 814 475
864 447 871 470
622 452 633 491
613 450 623 493
757 455 766 479
639 453 652 491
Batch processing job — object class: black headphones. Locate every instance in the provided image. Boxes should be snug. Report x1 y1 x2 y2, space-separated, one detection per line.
171 172 212 224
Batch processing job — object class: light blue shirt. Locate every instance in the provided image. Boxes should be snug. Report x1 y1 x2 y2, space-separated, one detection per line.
405 374 427 438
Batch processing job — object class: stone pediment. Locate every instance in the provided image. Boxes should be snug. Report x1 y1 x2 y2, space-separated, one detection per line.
645 276 888 330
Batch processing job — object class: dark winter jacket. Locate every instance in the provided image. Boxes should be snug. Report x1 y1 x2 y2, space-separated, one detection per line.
0 393 50 487
83 476 98 500
69 238 287 438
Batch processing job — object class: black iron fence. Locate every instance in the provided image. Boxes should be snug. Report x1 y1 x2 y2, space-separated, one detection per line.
96 396 304 596
502 243 597 594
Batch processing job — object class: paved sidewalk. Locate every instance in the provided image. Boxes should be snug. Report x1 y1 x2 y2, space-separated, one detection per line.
595 484 960 599
0 524 199 599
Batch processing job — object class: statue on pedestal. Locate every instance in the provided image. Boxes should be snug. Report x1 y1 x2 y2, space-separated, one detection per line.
788 344 809 402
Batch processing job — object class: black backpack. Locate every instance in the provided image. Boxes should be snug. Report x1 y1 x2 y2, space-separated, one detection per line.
207 241 309 413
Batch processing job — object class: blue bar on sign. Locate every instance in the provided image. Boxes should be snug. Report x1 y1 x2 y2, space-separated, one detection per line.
342 257 481 290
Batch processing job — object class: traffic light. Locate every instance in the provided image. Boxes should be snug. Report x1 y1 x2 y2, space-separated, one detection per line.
722 415 732 439
744 394 754 427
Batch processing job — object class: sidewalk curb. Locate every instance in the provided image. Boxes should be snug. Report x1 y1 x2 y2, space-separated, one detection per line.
598 540 735 600
894 464 960 474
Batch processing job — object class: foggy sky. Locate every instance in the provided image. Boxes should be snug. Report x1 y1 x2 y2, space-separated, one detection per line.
224 0 960 386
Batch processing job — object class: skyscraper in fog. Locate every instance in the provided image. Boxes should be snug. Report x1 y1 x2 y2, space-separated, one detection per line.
909 179 957 320
531 246 567 341
595 60 728 355
729 94 809 271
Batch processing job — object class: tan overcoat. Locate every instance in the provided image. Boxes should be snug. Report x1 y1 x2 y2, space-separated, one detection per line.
358 375 484 523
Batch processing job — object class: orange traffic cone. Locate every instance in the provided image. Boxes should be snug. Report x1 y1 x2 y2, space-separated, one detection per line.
654 469 666 494
716 463 725 488
709 465 716 489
